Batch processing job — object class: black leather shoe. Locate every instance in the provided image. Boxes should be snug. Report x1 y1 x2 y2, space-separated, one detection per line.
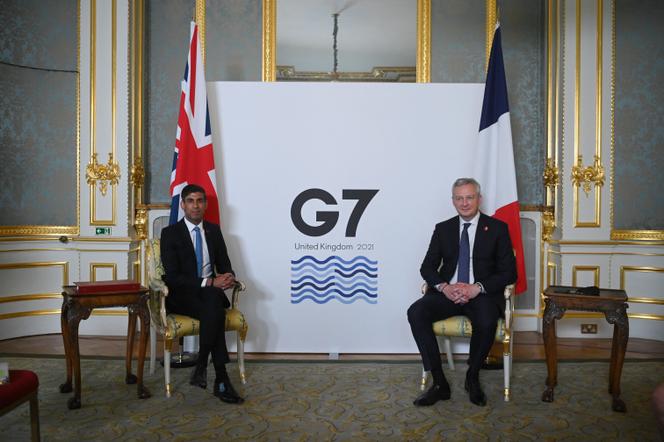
413 382 451 406
214 378 244 404
189 365 207 389
464 374 487 406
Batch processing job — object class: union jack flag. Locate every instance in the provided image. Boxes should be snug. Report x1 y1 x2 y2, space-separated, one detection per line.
169 21 219 225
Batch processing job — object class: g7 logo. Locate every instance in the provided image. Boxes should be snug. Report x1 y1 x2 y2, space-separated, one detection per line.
291 189 379 237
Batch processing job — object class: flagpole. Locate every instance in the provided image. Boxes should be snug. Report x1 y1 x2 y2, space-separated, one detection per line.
485 0 497 68
195 0 206 63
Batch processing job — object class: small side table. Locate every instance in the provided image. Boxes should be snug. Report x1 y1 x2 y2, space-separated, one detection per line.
59 285 151 409
541 285 629 412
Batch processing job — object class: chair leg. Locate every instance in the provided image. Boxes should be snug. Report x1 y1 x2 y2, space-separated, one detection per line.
420 369 429 392
149 325 156 375
237 332 246 385
504 337 513 402
164 339 173 398
444 337 455 370
29 391 40 442
510 335 514 375
503 351 511 402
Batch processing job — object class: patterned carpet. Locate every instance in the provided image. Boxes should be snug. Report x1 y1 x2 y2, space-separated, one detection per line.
1 356 661 441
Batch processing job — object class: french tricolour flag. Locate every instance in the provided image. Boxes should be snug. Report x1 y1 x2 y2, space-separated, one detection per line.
474 23 527 294
169 21 219 226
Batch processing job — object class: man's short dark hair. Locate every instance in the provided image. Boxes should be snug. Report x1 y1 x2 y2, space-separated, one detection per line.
181 184 206 201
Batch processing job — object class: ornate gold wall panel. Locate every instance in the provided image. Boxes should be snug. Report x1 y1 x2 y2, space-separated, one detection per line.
0 294 61 304
572 0 603 228
130 0 145 211
628 314 664 321
261 0 444 84
0 309 61 321
90 262 118 281
571 265 600 286
0 1 80 238
620 266 663 310
416 0 431 83
612 230 664 241
609 0 663 241
0 262 69 285
262 0 276 82
0 262 69 321
88 0 119 226
545 0 560 207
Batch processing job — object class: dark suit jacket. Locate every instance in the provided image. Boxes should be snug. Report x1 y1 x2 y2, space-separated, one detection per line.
160 219 234 305
420 213 517 309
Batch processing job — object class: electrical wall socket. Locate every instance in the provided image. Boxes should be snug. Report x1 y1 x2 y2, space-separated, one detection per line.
581 323 598 334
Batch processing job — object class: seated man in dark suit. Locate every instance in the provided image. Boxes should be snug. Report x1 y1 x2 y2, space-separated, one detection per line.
160 183 243 404
408 177 517 407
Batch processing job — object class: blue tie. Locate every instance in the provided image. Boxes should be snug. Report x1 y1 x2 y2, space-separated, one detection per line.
193 226 203 278
458 222 471 283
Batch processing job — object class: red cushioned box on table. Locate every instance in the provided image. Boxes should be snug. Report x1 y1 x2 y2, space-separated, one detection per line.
74 279 142 294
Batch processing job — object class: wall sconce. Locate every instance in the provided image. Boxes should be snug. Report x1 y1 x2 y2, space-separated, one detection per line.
571 154 604 195
86 152 121 196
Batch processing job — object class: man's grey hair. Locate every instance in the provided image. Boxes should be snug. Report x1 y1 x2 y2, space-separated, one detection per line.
452 178 482 196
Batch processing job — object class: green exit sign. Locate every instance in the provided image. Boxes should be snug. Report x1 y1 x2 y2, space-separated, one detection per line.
95 227 111 235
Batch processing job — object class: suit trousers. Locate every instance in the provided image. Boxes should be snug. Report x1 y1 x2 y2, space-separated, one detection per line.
407 291 501 376
166 286 231 371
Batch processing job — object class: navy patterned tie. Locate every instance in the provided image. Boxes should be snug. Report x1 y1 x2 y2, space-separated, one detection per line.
193 226 203 278
458 222 471 283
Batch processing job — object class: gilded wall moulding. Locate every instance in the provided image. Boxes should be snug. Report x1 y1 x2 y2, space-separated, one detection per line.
276 66 416 82
611 230 664 241
543 158 560 191
86 152 121 196
571 154 604 195
542 208 555 242
130 160 145 187
134 208 148 240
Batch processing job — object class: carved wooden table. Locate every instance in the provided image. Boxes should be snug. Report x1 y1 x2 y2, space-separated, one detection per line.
541 286 629 412
59 285 151 409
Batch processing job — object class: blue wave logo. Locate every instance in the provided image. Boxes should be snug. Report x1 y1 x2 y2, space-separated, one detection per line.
290 255 378 304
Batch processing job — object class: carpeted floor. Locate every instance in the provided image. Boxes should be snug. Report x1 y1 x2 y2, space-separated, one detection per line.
1 356 661 441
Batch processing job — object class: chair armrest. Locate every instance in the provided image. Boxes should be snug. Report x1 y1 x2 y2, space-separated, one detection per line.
230 280 246 309
149 278 167 294
503 284 515 331
147 279 169 332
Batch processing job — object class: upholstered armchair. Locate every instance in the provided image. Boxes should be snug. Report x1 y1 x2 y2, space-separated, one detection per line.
146 238 248 397
419 283 515 402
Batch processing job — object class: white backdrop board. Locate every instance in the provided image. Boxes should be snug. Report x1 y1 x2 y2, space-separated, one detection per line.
208 82 483 353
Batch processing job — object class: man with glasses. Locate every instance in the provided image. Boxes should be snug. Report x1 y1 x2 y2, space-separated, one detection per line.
408 178 517 407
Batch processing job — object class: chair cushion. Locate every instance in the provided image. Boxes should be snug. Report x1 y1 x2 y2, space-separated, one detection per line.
166 308 247 340
0 370 39 410
432 316 505 342
166 314 200 338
